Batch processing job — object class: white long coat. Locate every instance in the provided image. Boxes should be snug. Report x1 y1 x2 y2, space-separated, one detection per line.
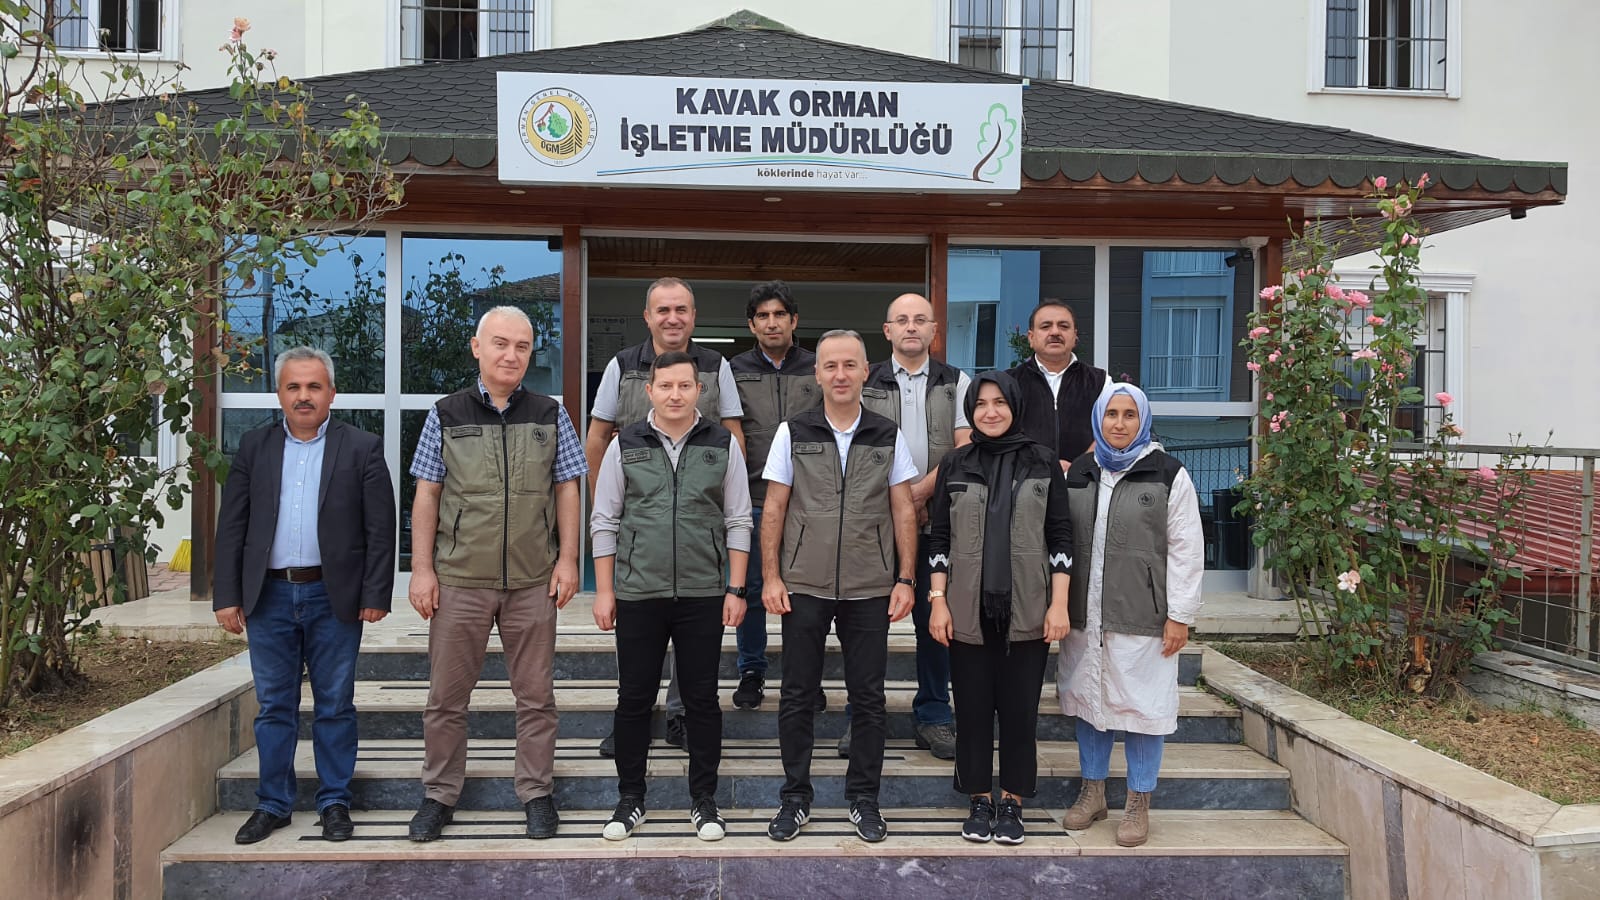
1057 443 1206 735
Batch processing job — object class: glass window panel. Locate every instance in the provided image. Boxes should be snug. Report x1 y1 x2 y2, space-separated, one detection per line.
400 234 563 396
222 235 387 394
947 245 1094 370
1153 416 1252 570
1111 248 1248 400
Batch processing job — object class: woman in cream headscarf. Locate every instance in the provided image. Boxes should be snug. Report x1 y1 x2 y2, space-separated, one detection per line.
1057 382 1204 847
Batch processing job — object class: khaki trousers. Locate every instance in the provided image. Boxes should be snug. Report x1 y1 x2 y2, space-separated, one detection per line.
422 583 558 805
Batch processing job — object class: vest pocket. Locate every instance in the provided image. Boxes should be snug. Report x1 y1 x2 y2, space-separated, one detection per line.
787 524 806 569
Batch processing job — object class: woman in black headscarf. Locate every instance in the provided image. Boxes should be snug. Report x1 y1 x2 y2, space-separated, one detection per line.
927 370 1072 845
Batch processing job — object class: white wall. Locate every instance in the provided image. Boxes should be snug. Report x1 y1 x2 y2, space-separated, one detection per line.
1148 0 1599 446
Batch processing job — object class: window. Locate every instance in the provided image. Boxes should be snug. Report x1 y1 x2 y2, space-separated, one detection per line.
400 0 537 63
949 0 1084 83
1147 301 1225 394
41 1 164 54
947 245 1096 370
1318 0 1455 94
1332 294 1448 438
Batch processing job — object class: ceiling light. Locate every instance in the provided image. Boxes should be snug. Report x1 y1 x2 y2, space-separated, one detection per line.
508 189 526 195
986 201 1004 207
763 196 782 203
1216 205 1235 211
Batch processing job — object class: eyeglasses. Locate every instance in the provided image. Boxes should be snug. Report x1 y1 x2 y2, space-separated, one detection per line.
886 316 933 328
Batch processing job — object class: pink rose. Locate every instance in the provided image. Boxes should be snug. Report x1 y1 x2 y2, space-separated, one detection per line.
1353 348 1378 360
1326 283 1346 300
1417 173 1430 189
1400 233 1419 246
1258 285 1282 301
1477 465 1497 481
1246 361 1261 372
1249 326 1271 339
1373 175 1388 190
1268 351 1281 363
1265 392 1274 401
1435 391 1453 405
1347 290 1372 308
1367 315 1385 326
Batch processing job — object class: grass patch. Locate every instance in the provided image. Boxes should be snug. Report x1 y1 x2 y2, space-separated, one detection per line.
1 634 241 756
1213 641 1600 805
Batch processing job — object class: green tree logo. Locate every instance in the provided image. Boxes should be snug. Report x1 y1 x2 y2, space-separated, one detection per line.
973 103 1019 182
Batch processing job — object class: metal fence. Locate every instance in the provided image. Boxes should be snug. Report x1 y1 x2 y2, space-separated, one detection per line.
1388 442 1598 673
1160 437 1253 571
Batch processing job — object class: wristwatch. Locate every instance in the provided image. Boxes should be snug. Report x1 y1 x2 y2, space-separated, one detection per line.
726 585 747 597
895 577 915 587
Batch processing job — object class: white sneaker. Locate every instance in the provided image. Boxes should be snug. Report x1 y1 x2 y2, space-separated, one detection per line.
691 797 726 841
602 796 646 841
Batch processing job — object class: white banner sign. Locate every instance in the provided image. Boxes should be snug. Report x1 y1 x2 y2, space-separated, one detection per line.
496 73 1023 193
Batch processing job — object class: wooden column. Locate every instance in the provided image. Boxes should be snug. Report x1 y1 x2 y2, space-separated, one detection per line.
190 280 219 602
561 225 583 418
929 232 948 360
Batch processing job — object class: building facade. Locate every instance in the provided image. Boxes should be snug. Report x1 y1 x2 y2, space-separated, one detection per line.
46 3 1576 591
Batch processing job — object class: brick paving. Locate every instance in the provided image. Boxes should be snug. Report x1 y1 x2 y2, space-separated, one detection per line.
146 563 188 595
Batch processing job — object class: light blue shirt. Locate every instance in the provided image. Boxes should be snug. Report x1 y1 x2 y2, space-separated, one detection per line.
267 417 329 568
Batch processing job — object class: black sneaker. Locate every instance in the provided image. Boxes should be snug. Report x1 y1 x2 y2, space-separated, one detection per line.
733 671 765 709
524 795 559 839
994 796 1025 844
665 715 687 750
849 798 888 843
408 798 453 842
598 730 616 758
690 796 727 841
961 795 995 843
766 800 811 841
836 726 851 758
602 795 646 841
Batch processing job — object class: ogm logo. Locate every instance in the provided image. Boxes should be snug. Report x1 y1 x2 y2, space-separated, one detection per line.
519 88 595 167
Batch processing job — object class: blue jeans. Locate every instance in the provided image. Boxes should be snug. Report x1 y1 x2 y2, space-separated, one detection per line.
1076 719 1166 794
846 533 951 726
247 578 364 816
735 506 768 676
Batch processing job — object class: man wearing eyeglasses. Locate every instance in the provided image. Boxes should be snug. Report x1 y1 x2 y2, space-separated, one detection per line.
850 293 971 761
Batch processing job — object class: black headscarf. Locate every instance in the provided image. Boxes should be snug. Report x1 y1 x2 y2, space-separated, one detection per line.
963 371 1034 638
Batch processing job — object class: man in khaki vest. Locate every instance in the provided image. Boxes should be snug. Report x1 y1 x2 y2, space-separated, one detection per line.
583 276 745 757
406 306 586 842
851 293 971 761
760 329 919 845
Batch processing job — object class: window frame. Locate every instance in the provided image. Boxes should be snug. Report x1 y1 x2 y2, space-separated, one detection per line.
39 0 180 61
1307 0 1461 98
390 0 551 67
937 0 1091 85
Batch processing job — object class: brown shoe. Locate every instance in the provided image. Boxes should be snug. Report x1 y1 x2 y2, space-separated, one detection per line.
1116 790 1151 847
1061 778 1107 831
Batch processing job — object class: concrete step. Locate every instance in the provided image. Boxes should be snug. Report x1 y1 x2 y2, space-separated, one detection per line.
302 682 1242 744
355 627 1205 686
218 738 1288 813
162 808 1347 899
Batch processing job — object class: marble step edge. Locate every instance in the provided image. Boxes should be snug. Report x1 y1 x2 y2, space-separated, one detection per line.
219 739 1286 780
322 682 1237 717
163 808 1346 862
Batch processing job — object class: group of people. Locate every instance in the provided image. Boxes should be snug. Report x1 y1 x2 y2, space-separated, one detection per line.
212 275 1204 853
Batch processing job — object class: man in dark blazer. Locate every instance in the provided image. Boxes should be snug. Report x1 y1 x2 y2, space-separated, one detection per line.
214 346 396 845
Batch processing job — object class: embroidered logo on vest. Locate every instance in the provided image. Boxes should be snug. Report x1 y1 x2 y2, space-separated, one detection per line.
703 449 717 464
1139 492 1155 507
870 449 887 466
621 448 653 464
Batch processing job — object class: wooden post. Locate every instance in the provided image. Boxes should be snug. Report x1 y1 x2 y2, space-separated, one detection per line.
929 232 948 360
190 278 219 603
561 225 583 418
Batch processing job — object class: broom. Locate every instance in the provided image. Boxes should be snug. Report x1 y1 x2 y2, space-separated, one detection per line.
168 535 192 572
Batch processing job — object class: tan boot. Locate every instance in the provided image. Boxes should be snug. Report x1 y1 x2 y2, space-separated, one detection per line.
1116 790 1151 847
1061 779 1107 830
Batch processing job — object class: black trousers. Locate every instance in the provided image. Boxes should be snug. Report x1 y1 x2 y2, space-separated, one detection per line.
779 594 890 804
613 597 724 802
949 632 1050 798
